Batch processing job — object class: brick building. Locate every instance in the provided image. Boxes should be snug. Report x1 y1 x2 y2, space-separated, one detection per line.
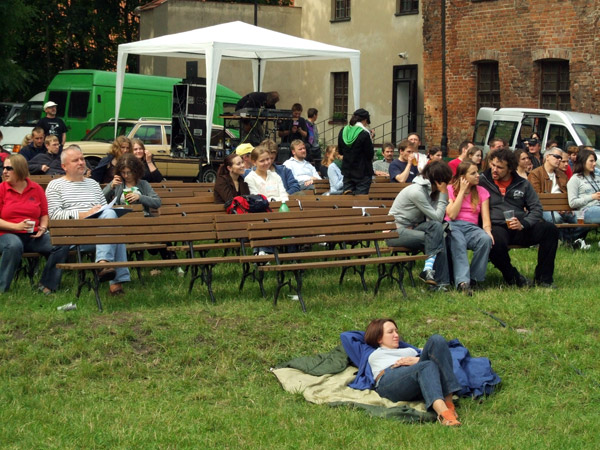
423 0 600 152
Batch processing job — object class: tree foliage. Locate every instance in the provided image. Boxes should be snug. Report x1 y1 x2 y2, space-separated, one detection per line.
0 0 295 101
0 0 146 101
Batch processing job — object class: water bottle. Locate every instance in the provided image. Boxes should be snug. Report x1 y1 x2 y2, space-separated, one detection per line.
279 201 289 213
57 302 77 311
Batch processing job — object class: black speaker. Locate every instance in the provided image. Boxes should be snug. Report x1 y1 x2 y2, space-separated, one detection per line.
186 61 198 79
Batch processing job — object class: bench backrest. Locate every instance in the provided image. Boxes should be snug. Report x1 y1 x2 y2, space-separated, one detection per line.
247 215 398 250
49 215 216 246
538 193 571 212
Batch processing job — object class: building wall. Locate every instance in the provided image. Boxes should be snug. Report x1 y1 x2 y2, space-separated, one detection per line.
423 0 600 152
138 0 425 146
139 0 301 101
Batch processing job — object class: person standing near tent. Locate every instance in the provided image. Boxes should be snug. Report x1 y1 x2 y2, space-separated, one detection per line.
337 108 374 195
235 91 280 111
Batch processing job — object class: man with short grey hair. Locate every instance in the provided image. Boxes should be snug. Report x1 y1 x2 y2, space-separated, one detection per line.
46 146 130 295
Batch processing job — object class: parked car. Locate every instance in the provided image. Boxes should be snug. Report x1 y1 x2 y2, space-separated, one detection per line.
0 92 45 152
473 107 600 159
67 118 236 181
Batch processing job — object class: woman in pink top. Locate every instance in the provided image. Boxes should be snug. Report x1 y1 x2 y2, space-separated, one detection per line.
445 161 493 295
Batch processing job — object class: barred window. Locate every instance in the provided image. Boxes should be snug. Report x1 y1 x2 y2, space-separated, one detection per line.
477 62 500 110
332 72 348 120
397 0 418 15
333 0 351 21
541 60 570 110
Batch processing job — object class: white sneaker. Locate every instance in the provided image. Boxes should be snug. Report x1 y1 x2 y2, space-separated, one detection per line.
258 251 267 256
574 238 590 250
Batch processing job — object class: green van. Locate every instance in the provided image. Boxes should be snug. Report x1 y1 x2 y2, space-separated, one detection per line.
44 69 240 140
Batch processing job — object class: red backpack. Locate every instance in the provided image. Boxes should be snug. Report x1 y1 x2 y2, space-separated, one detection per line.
225 194 272 214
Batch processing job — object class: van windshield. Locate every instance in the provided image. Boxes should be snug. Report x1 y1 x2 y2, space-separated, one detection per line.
5 103 42 126
573 124 600 150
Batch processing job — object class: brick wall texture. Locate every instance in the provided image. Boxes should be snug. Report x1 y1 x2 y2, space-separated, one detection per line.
423 0 600 151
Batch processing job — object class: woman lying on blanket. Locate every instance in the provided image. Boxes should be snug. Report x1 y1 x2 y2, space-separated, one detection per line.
365 318 462 426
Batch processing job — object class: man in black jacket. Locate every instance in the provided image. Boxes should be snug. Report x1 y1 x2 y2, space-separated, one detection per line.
338 108 374 195
28 135 65 176
479 148 559 288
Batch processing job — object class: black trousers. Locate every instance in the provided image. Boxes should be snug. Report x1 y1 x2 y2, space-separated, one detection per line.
343 176 372 195
489 221 559 284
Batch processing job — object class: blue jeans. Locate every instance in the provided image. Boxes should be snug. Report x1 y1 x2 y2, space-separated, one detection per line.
385 221 450 285
376 335 462 410
0 232 70 292
88 209 130 285
448 220 492 285
582 206 600 224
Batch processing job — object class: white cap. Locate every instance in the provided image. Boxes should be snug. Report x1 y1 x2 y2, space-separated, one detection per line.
44 101 58 109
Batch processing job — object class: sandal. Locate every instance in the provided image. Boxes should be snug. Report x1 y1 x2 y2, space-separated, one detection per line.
438 409 461 427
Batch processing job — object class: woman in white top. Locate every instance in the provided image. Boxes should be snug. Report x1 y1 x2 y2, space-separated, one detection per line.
567 149 600 223
365 318 462 426
244 145 289 202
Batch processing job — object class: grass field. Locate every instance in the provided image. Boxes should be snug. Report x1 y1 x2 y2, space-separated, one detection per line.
1 240 599 448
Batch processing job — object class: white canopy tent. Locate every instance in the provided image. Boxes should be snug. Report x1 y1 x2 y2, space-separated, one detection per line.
115 21 361 161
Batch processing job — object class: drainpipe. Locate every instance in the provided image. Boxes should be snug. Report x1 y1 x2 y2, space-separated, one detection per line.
440 0 448 156
255 0 261 89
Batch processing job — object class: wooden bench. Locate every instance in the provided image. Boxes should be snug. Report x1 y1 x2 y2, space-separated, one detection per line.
538 193 599 229
245 215 428 312
313 179 331 195
49 215 240 311
368 182 411 200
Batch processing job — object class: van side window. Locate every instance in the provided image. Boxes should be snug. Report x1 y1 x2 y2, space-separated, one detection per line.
69 92 90 118
473 121 489 146
134 125 162 145
48 91 68 117
548 124 575 149
489 120 518 146
573 124 600 149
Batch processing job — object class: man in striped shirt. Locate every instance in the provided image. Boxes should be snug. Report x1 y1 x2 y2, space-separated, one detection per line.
46 145 130 295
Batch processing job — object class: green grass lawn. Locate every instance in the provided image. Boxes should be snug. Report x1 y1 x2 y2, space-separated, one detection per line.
1 240 599 448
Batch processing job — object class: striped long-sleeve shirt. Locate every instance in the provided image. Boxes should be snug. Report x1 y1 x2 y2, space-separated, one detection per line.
46 177 106 220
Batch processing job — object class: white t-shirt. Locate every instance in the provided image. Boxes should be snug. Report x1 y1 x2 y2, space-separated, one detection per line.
548 171 561 194
368 346 419 379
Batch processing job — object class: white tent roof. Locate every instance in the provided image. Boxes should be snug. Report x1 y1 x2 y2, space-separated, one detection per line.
116 21 361 161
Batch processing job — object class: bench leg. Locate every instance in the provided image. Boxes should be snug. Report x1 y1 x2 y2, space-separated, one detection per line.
91 271 103 312
26 257 40 286
374 263 407 298
239 262 256 292
129 250 145 284
189 265 216 303
292 270 307 313
273 271 292 307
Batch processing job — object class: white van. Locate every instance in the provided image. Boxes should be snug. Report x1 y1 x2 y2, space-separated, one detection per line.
473 107 600 158
0 92 45 152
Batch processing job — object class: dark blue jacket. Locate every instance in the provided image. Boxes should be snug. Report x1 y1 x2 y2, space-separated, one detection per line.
340 331 501 397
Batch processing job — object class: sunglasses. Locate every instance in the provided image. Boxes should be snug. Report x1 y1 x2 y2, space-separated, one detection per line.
548 154 563 160
3 166 14 171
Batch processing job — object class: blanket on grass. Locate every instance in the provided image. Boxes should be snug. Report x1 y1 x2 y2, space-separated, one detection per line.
272 338 500 422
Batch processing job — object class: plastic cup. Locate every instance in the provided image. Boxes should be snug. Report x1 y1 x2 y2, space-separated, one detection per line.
122 188 133 205
575 210 584 224
25 220 35 233
503 210 515 225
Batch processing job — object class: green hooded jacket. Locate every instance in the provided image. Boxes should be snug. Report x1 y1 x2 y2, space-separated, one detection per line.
342 125 364 146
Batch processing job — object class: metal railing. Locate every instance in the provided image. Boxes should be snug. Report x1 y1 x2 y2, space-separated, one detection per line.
318 112 425 148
